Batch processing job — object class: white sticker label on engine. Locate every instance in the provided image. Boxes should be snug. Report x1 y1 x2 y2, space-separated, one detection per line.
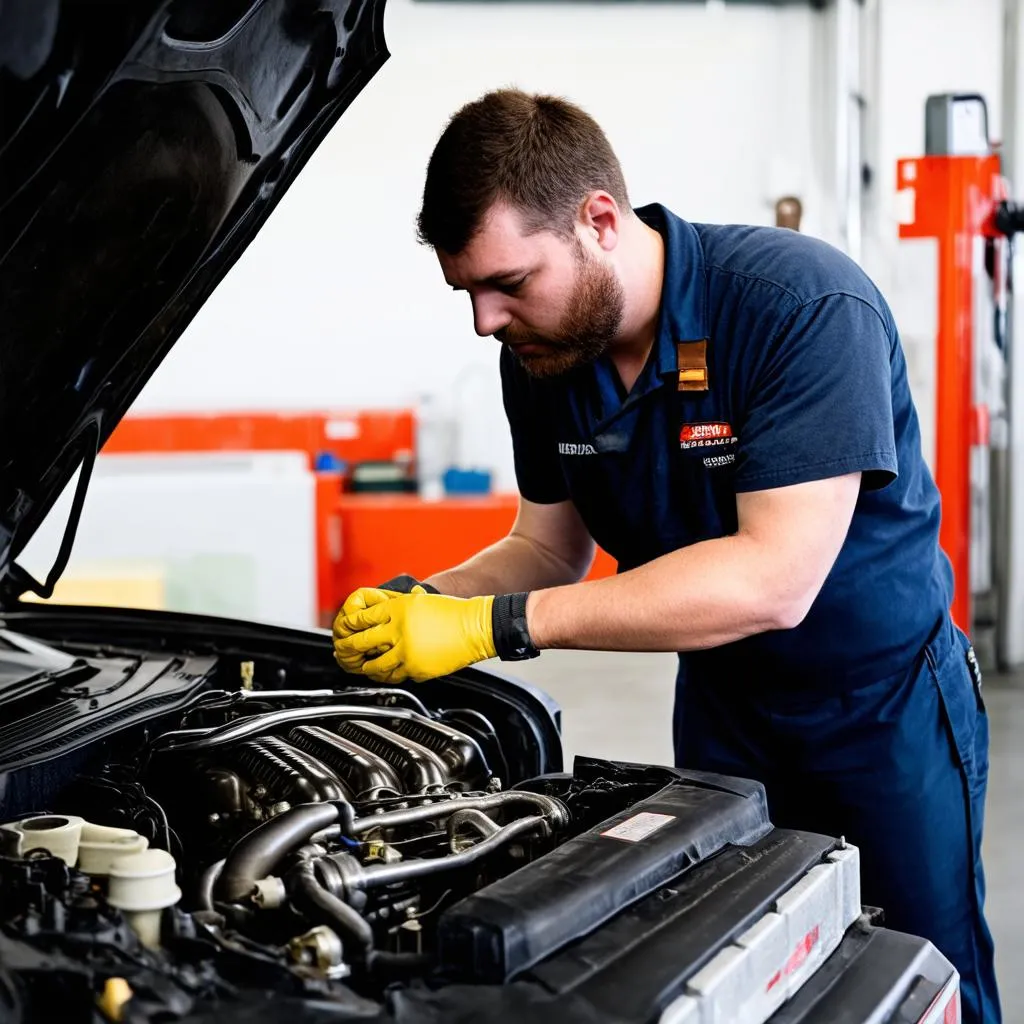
601 811 675 843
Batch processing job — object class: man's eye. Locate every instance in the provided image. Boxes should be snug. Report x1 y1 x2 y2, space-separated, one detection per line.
501 277 528 295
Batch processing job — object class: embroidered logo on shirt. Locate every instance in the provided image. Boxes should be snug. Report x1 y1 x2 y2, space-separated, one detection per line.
681 423 737 469
679 422 737 449
558 442 598 456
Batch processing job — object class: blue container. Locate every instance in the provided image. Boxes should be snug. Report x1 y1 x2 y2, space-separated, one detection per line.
314 451 348 474
443 467 492 495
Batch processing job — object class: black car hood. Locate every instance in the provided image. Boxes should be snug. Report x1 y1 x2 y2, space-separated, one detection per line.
0 0 388 587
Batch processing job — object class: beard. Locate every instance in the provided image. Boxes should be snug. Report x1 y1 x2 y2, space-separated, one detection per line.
497 242 625 379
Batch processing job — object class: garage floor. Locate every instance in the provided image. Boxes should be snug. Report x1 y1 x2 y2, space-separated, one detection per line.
508 650 1024 1019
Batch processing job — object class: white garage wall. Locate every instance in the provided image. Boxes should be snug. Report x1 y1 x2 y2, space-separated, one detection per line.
131 0 1007 490
862 0 1005 468
131 0 823 489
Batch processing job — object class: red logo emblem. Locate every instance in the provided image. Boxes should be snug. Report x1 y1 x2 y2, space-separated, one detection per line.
680 422 733 443
679 422 738 453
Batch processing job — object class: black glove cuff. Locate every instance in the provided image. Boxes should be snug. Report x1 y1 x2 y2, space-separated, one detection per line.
376 574 439 595
491 592 540 661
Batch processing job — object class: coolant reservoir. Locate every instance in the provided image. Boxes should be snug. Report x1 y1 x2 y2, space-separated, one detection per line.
0 815 148 873
78 822 149 875
0 814 85 865
107 849 181 949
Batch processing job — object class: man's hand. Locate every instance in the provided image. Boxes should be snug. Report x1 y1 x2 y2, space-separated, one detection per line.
333 592 496 683
332 576 439 674
332 586 408 673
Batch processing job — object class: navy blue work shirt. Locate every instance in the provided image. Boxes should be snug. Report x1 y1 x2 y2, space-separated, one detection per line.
500 203 953 691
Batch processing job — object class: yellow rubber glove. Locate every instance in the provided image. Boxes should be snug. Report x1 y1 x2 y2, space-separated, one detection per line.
333 591 496 684
332 586 409 674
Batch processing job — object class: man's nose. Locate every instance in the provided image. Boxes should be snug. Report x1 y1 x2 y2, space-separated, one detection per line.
471 296 510 339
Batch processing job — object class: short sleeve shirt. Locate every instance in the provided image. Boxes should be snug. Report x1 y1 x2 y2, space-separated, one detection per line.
500 204 952 690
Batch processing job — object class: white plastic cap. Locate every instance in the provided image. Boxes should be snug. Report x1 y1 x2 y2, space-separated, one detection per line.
107 849 181 913
78 823 149 876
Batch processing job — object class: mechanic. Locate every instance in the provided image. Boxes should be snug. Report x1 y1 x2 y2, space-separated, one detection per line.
332 89 1000 1022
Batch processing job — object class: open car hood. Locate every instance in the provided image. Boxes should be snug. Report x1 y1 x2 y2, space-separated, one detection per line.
0 0 388 587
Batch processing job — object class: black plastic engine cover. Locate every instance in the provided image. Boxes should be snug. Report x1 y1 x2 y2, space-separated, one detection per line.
437 768 772 983
529 828 837 1012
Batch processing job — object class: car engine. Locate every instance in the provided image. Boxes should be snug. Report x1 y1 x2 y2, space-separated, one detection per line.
0 621 778 1024
0 686 520 1009
0 616 962 1024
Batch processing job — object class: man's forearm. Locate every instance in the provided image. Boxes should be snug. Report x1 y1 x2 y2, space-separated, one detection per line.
525 533 808 653
339 477 854 678
426 533 592 598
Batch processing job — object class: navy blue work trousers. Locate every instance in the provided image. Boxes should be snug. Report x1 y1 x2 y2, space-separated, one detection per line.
673 616 1001 1023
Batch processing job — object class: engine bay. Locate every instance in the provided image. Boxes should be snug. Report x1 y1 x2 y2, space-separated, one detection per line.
0 614 959 1024
0 619 772 1022
0 690 598 1013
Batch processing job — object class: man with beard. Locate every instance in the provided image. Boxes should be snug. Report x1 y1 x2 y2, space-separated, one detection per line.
331 89 1000 1022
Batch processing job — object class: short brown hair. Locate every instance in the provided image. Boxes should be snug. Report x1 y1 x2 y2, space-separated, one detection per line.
416 88 630 254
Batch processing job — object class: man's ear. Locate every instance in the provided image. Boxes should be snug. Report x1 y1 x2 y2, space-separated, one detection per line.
578 191 621 252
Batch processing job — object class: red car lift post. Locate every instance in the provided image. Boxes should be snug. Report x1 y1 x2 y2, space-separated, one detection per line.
896 154 1003 632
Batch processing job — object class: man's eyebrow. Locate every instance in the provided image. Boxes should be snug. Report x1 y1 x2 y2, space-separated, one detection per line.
448 268 531 291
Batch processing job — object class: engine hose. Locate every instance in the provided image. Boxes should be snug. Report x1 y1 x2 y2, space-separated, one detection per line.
216 801 354 903
288 856 374 957
447 808 500 848
288 858 434 973
197 858 225 912
366 950 433 975
185 688 433 720
153 705 453 754
350 790 568 834
356 815 548 890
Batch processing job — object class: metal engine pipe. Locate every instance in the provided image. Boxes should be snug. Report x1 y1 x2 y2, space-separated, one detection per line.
215 793 566 904
324 815 549 894
350 789 568 834
152 705 470 753
289 849 374 955
216 801 353 903
183 687 433 719
447 808 501 848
